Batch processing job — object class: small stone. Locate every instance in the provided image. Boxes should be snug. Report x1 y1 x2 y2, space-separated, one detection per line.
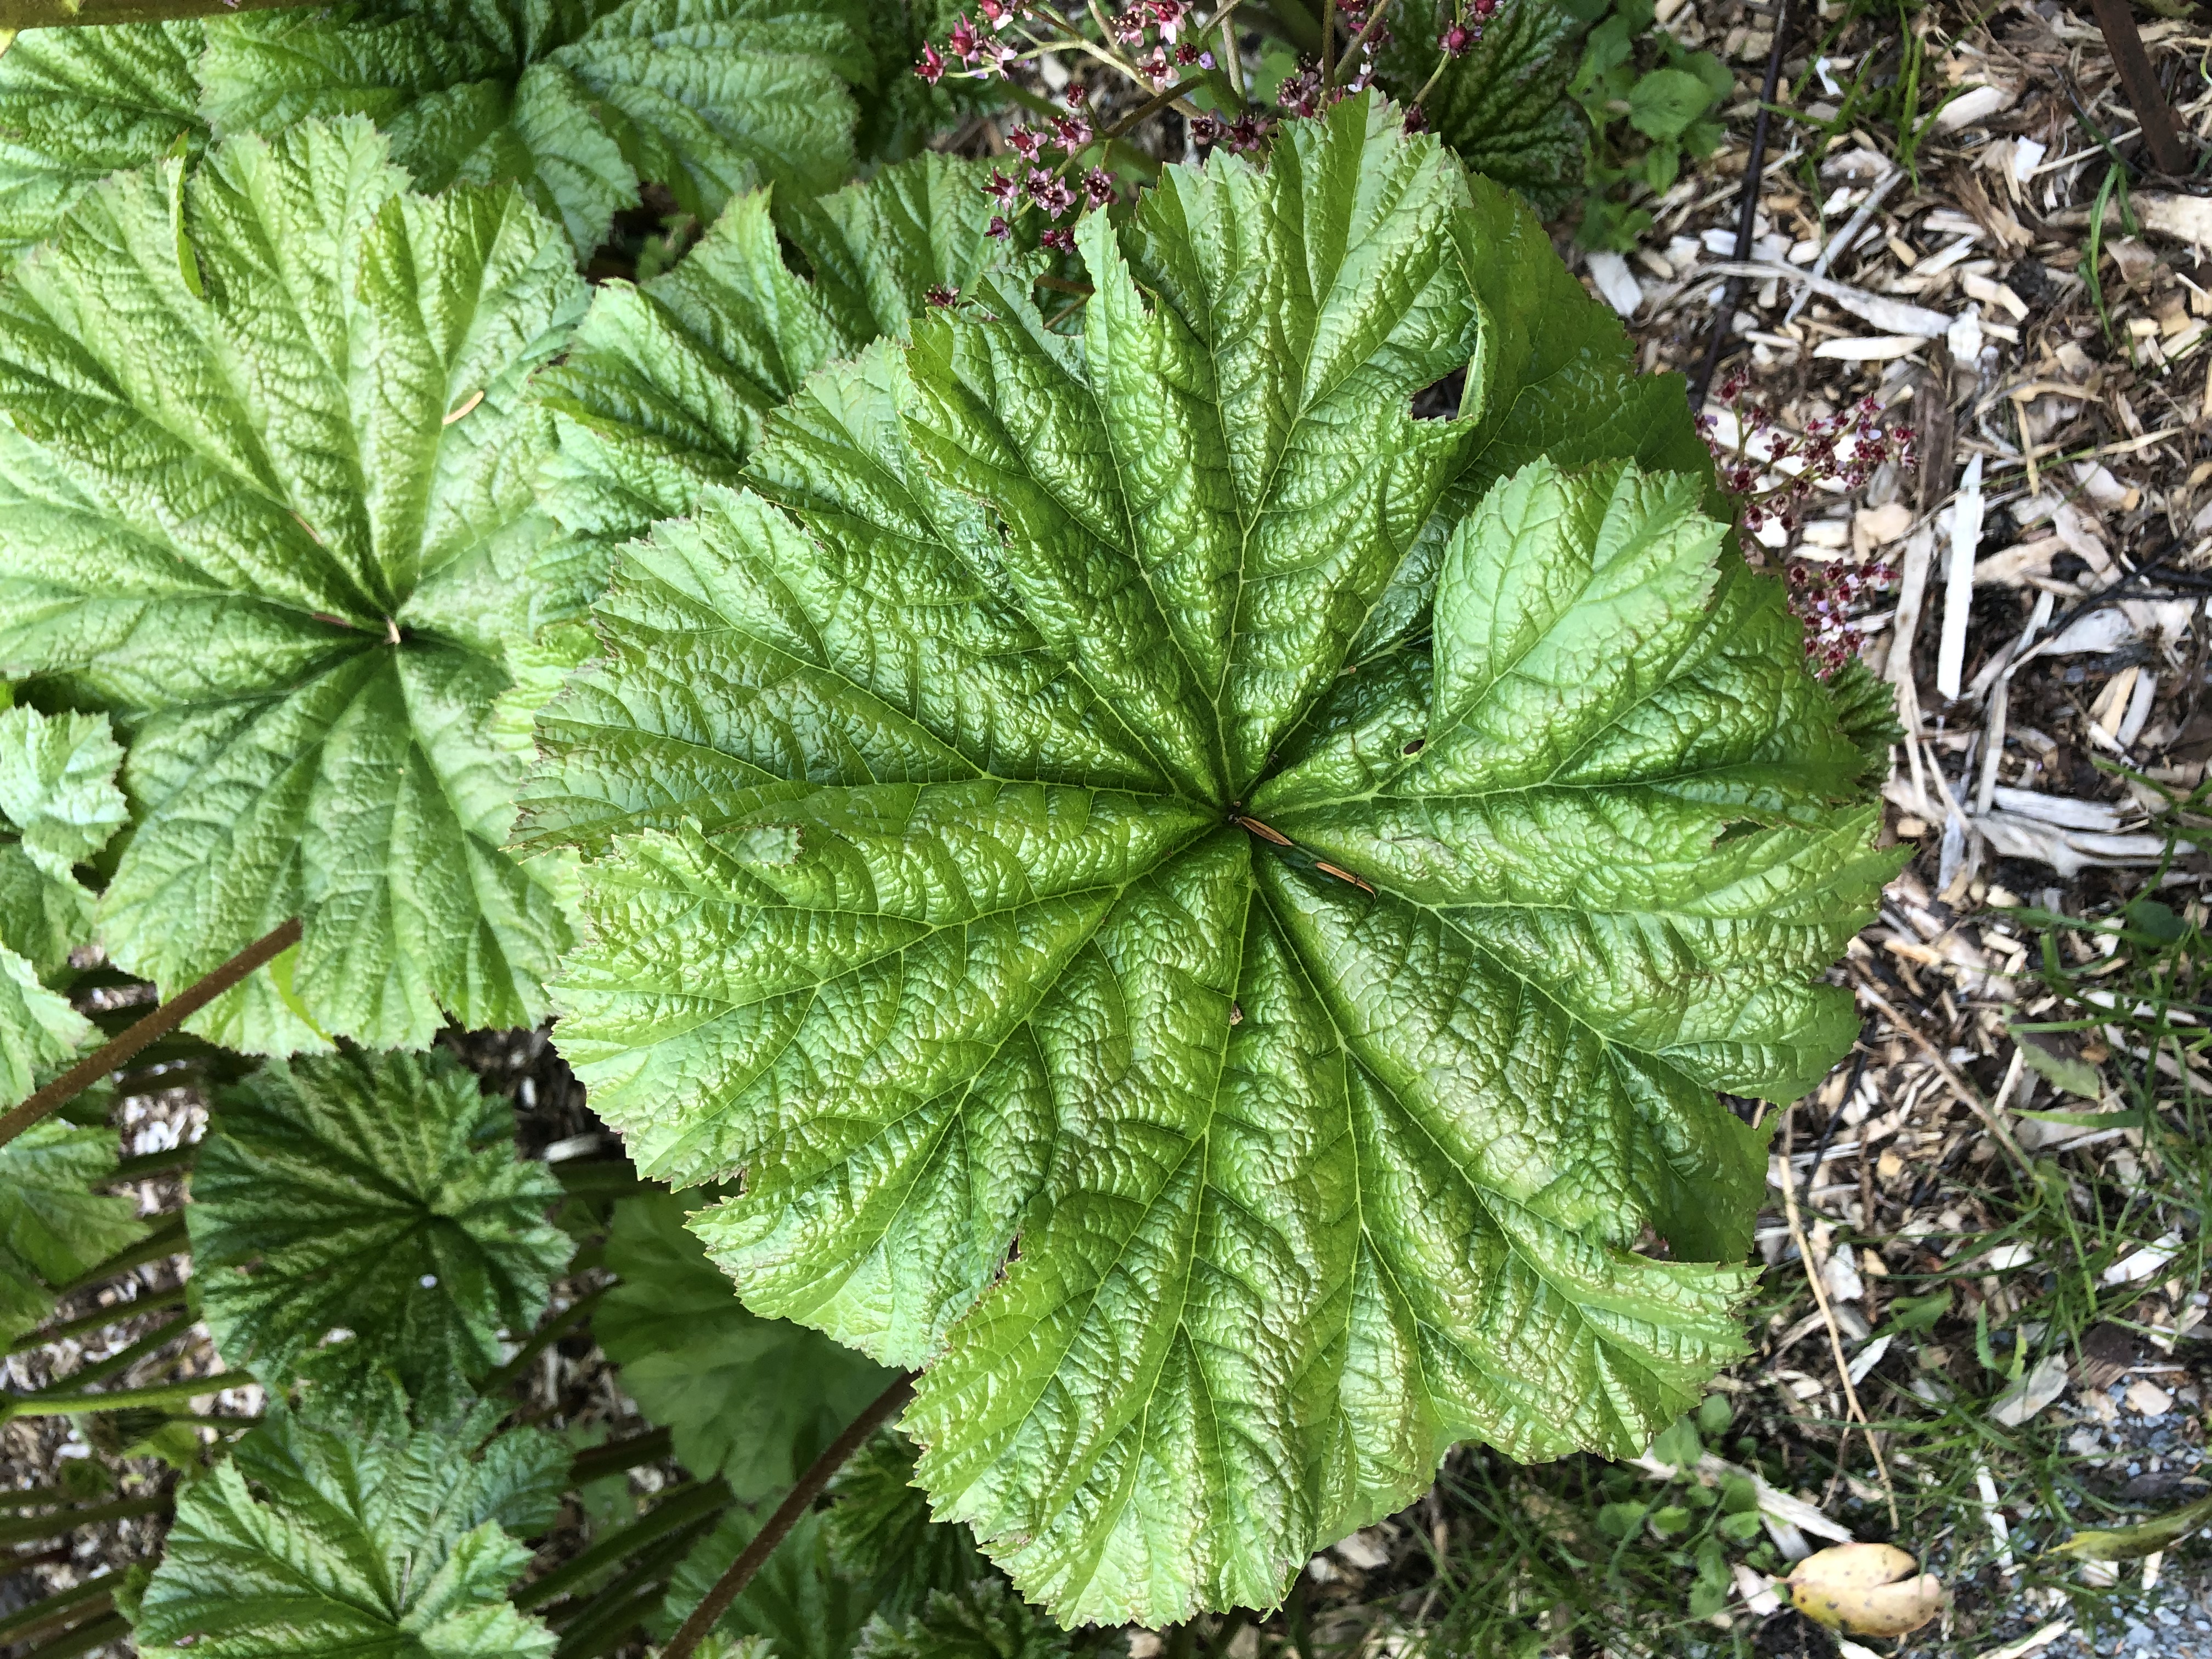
2125 1378 2175 1418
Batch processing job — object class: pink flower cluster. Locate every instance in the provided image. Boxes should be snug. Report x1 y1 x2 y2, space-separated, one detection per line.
1788 559 1899 677
1701 372 1917 676
1701 375 1916 538
916 1 1029 82
979 94 1115 250
1439 0 1502 55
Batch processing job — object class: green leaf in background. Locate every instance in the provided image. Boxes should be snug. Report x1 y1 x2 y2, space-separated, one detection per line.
187 1047 571 1421
0 119 585 1053
855 1580 1078 1659
599 1190 893 1497
532 98 1890 1624
0 948 84 1113
828 1432 991 1621
0 703 128 887
2013 1035 2103 1098
128 1406 567 1658
662 1506 879 1659
526 151 1013 579
1374 0 1591 217
0 698 127 1107
199 0 879 259
0 1119 148 1346
1625 67 1714 140
0 22 205 256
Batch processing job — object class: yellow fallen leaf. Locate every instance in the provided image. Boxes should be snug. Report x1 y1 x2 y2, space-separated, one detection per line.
1786 1542 1946 1635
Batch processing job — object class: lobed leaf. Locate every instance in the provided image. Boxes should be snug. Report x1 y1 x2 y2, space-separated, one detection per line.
526 152 1015 577
533 97 1890 1626
200 0 878 258
0 1120 146 1347
187 1046 572 1421
0 0 885 260
0 120 585 1052
1374 0 1591 217
129 1407 567 1658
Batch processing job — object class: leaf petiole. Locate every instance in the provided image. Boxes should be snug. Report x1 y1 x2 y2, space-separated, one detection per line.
0 916 301 1150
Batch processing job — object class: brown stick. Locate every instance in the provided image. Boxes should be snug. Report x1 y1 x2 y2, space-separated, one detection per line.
1779 1107 1900 1533
2087 0 2190 177
662 1373 917 1659
0 917 301 1150
0 0 308 24
1688 0 1791 409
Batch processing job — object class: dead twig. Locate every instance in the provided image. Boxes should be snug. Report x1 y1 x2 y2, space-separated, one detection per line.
1780 1106 1900 1533
1688 0 1792 408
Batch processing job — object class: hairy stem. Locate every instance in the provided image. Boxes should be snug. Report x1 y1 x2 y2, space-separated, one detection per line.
0 916 300 1150
51 1212 188 1299
479 1286 608 1395
0 1374 227 1421
661 1373 917 1659
12 1611 128 1659
0 1578 112 1647
0 1494 168 1547
516 1478 730 1612
7 1283 190 1357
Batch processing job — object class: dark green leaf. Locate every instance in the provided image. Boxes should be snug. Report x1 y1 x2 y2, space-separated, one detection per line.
187 1047 571 1420
200 0 877 259
828 1431 992 1619
599 1190 894 1497
1374 0 1590 217
129 1407 566 1657
855 1580 1075 1659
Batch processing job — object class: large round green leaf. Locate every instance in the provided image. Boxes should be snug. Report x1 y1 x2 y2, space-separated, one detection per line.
0 119 585 1052
529 98 1895 1625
